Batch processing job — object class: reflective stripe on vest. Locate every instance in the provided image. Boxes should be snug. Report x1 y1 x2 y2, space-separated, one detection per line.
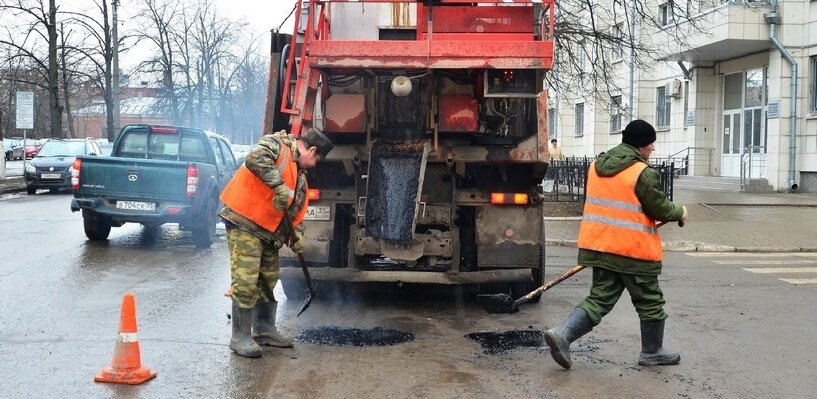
577 161 662 261
219 141 309 233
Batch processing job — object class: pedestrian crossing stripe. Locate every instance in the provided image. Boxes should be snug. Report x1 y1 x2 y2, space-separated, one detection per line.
687 253 817 258
778 279 817 284
742 267 817 274
715 260 817 265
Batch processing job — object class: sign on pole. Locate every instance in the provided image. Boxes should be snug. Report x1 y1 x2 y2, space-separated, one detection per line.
16 91 34 130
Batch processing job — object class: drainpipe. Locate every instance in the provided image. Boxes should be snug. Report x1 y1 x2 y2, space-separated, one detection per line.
765 0 798 190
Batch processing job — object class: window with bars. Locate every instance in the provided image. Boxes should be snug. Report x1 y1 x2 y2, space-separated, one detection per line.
656 86 671 128
610 96 623 132
575 103 585 136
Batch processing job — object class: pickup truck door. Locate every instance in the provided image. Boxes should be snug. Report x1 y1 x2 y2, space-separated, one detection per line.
211 137 237 192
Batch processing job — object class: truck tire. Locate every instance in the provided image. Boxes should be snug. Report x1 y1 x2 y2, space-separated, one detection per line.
26 186 36 195
82 210 111 241
192 198 218 248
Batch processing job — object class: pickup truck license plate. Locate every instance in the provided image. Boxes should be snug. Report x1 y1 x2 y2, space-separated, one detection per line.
40 173 61 179
303 205 330 221
116 201 156 211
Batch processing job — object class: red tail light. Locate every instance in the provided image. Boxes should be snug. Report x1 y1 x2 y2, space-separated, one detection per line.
490 192 528 205
151 126 178 134
186 164 199 197
307 189 320 200
70 158 82 190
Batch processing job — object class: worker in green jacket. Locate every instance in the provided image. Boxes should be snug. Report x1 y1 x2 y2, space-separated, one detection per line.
545 120 688 369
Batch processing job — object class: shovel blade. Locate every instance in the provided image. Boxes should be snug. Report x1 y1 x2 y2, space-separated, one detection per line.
296 295 312 317
296 283 317 317
476 293 519 314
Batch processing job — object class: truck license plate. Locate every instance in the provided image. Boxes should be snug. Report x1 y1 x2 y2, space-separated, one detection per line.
116 201 156 211
40 173 61 179
303 205 330 221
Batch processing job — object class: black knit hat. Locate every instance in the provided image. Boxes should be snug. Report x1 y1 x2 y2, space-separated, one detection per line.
621 119 656 148
301 128 334 158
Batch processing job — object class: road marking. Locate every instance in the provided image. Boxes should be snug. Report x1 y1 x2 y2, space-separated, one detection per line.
778 278 817 284
741 267 817 274
714 260 817 265
687 253 817 258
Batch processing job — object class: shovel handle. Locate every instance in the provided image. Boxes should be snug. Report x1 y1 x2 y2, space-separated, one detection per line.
515 265 585 305
513 221 668 306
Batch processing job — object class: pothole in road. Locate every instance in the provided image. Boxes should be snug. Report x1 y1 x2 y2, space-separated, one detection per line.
296 327 415 347
466 330 546 354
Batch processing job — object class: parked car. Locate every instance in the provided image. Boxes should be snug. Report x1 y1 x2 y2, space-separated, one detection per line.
24 138 102 194
24 138 41 159
3 139 24 160
99 141 114 156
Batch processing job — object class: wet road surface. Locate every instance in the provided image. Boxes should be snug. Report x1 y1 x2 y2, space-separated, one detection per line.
2 192 817 397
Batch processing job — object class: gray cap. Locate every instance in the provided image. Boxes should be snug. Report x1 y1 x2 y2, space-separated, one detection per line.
301 128 334 158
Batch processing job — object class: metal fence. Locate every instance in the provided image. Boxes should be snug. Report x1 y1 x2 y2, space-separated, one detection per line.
542 156 678 202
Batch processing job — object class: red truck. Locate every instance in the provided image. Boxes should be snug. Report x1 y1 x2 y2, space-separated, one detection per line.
270 0 555 300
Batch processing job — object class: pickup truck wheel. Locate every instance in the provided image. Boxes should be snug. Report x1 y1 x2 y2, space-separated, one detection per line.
192 198 218 248
82 210 112 241
26 186 36 195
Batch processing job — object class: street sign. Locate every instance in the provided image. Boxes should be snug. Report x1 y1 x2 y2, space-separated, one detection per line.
16 91 34 130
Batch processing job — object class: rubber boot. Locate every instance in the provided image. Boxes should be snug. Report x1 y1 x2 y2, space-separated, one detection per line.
229 305 262 358
544 308 593 369
252 301 294 348
638 320 680 366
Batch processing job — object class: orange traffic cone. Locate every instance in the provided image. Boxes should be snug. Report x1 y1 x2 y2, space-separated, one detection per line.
94 292 157 385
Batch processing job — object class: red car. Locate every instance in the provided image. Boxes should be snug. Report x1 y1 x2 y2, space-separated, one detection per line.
24 139 47 159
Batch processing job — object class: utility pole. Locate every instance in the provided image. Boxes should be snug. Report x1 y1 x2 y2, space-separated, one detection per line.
112 0 120 138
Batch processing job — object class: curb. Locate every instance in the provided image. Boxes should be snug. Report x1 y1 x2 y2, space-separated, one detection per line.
0 177 26 195
546 240 817 253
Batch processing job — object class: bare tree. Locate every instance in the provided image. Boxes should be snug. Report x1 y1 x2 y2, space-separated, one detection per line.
133 0 184 124
546 0 715 107
0 0 63 138
64 0 120 141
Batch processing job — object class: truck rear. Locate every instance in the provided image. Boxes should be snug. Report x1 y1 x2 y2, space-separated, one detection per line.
70 125 235 247
270 0 555 299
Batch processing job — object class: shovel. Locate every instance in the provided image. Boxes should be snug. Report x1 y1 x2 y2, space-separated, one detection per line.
283 212 316 317
478 221 667 314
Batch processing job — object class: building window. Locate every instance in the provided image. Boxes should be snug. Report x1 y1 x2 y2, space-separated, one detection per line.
577 39 587 74
575 103 584 136
659 3 673 26
811 56 817 113
656 86 671 128
548 107 557 138
611 24 624 61
610 95 623 132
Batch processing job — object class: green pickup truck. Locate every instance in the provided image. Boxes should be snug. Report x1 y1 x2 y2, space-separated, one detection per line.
70 125 239 247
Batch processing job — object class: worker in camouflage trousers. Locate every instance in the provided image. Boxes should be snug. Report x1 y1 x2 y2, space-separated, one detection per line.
544 120 688 369
219 128 333 358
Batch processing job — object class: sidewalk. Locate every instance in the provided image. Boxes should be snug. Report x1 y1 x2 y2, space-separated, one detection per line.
545 187 817 252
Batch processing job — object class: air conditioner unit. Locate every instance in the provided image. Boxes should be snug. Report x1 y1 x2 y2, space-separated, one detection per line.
665 80 682 98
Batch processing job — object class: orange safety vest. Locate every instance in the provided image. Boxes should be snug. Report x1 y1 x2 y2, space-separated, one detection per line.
577 161 662 261
220 142 309 233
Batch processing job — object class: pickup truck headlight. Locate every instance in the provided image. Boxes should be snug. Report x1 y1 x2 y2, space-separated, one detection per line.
25 163 36 173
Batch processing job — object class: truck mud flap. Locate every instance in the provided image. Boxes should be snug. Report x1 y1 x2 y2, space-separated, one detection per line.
364 141 430 243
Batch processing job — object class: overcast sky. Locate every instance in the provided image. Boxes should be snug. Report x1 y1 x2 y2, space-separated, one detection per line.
117 0 298 70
